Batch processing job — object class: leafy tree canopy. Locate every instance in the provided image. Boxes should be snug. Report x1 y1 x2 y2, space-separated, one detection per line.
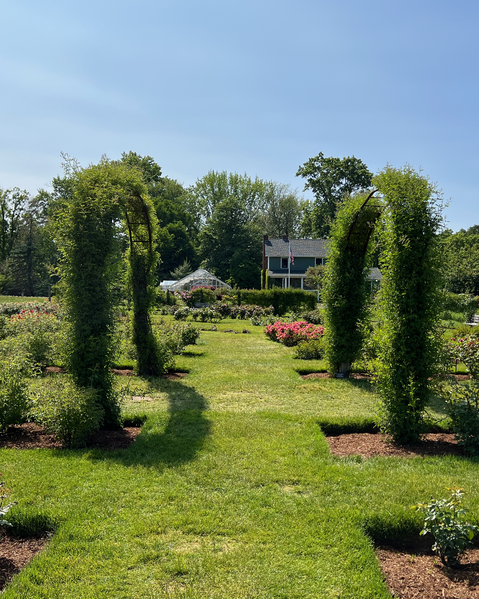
297 152 373 238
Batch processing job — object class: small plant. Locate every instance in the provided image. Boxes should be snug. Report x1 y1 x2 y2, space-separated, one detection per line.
293 339 325 360
444 381 479 454
0 474 17 532
0 358 31 431
29 377 104 448
413 487 478 567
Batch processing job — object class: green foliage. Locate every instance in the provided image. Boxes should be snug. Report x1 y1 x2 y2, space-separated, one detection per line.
304 265 326 293
441 230 479 295
448 335 479 379
170 258 193 281
29 376 104 448
237 288 316 316
444 381 479 453
374 166 444 443
6 310 64 367
156 290 177 306
0 357 30 430
414 488 478 567
293 339 325 360
189 286 217 305
322 193 381 375
0 475 16 531
296 152 373 237
56 158 161 425
441 291 478 322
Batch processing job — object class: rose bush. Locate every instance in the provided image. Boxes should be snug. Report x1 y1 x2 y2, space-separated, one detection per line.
265 321 325 347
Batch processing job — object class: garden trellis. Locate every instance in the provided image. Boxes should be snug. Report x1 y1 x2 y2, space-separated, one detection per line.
56 159 161 427
325 166 444 443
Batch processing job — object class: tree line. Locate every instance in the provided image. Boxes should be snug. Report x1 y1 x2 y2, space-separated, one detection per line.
0 150 477 295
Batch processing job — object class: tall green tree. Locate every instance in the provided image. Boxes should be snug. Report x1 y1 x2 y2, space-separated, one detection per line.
441 229 479 295
296 152 373 237
198 196 262 288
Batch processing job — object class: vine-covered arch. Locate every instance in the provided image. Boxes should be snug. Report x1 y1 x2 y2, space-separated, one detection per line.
324 166 443 443
58 159 161 427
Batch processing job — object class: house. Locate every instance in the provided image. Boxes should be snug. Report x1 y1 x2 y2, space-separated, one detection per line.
263 235 382 289
263 235 329 289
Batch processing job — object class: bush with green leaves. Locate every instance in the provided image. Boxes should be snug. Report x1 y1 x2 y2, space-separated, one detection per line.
443 381 479 454
156 290 177 306
173 307 191 321
441 291 478 323
414 488 478 567
0 475 17 532
235 288 316 316
0 358 31 431
6 310 64 367
448 335 479 379
29 376 104 448
293 339 325 360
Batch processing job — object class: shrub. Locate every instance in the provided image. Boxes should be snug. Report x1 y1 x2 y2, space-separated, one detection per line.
6 311 64 367
293 339 325 360
236 289 316 316
441 292 478 323
265 321 324 347
444 381 479 454
156 290 177 306
414 488 478 567
0 358 30 431
178 323 200 347
448 335 479 379
173 307 191 321
29 377 104 448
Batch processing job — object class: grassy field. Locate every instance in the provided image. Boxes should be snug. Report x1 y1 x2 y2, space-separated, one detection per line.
1 302 479 597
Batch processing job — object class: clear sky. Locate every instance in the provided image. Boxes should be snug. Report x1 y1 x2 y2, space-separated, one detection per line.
1 0 477 231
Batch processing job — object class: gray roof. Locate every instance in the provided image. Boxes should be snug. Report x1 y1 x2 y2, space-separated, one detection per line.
264 238 329 258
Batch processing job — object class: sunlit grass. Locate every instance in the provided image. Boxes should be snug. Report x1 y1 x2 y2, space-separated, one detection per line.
2 312 478 597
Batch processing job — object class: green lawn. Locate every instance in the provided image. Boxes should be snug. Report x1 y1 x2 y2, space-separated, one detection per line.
2 313 479 597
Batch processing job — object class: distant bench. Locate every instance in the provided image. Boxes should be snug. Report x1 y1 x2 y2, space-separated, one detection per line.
466 315 479 326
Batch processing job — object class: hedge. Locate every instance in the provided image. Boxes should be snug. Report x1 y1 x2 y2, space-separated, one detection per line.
235 288 316 316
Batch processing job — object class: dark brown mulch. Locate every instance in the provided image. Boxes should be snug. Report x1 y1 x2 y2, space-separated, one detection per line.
0 533 50 591
326 432 464 458
378 546 479 598
0 423 141 450
327 432 479 596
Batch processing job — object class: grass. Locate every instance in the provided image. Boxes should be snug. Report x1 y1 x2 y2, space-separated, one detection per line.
1 301 479 596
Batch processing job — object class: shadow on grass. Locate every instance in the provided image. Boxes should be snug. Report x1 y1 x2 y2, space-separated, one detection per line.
88 378 211 468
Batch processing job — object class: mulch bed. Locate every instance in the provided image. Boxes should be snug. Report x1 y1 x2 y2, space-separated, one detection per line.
0 533 50 591
327 431 479 597
0 423 141 451
326 432 465 458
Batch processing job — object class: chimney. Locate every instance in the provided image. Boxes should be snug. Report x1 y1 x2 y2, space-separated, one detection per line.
282 234 288 241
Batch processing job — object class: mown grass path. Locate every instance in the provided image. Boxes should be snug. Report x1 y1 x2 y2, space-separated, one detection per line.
3 320 479 598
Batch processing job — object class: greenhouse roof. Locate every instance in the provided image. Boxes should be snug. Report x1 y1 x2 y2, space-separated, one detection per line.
169 269 231 291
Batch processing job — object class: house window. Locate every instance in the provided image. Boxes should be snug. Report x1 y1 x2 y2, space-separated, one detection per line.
281 257 288 269
315 258 324 266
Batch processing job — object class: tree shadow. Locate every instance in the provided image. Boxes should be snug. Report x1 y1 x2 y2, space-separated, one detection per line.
86 379 211 469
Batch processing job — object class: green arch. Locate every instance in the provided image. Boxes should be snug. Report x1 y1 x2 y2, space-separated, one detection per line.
58 160 161 427
324 166 443 443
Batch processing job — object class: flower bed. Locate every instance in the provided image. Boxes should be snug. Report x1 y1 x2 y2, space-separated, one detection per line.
265 320 325 347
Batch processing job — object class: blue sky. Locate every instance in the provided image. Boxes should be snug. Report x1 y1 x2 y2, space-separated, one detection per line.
1 0 477 231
